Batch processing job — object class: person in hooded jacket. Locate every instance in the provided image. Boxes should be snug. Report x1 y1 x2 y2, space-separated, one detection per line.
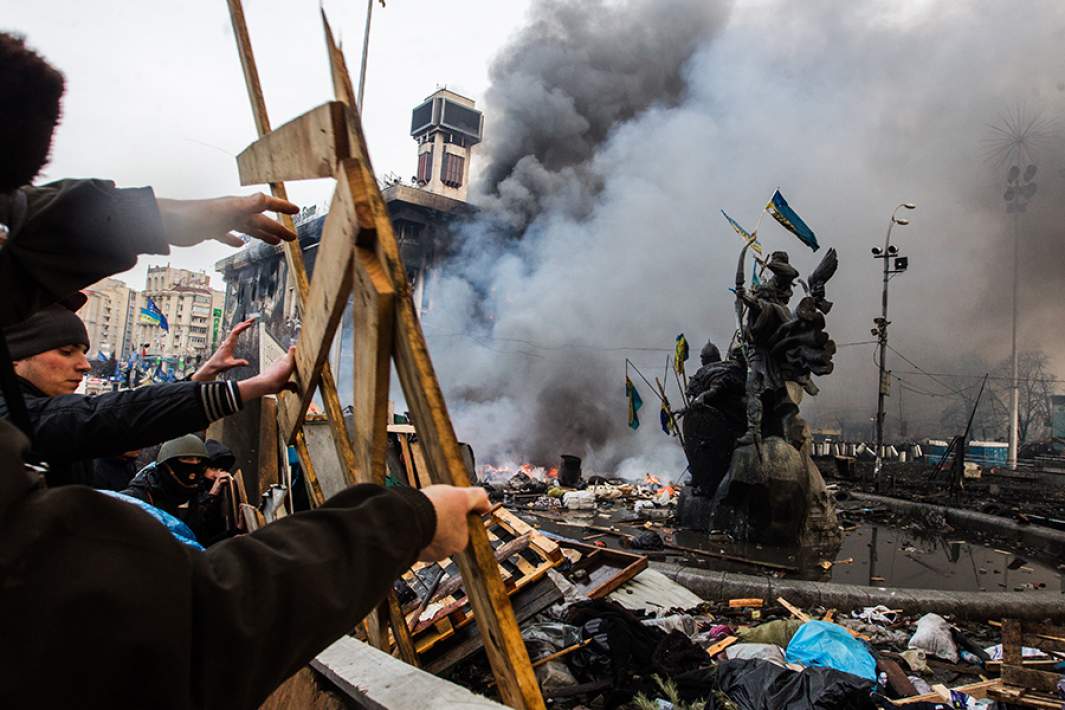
124 436 237 545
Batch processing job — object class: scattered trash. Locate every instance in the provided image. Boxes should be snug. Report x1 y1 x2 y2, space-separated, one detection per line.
907 613 960 663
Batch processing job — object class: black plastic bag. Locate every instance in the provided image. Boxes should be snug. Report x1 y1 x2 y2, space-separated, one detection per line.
716 658 876 710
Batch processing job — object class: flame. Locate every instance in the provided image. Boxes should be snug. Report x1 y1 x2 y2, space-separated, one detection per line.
644 473 663 486
659 485 677 497
546 467 559 479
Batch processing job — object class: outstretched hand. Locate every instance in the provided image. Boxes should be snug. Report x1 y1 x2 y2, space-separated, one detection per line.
235 346 298 402
192 317 255 382
157 193 299 248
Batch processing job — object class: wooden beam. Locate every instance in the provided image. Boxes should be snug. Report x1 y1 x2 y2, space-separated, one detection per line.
279 166 360 442
319 15 544 707
257 396 280 494
294 429 326 507
351 246 395 483
226 0 360 493
237 102 350 185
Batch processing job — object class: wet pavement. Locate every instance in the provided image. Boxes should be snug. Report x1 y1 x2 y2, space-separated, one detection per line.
519 508 1065 593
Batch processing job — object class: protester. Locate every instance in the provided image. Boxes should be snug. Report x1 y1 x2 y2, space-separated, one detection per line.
123 435 232 544
0 31 492 708
0 303 297 488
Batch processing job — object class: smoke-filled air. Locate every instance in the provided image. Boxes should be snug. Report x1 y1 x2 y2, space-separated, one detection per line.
418 0 1065 478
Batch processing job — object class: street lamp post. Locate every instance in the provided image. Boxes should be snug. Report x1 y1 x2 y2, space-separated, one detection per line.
871 202 916 492
1004 164 1037 468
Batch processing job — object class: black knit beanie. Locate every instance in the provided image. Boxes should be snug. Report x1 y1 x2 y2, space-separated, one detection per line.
5 303 90 360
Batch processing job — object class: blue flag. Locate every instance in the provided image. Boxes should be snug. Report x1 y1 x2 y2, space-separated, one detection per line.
96 350 108 362
140 296 170 331
766 190 819 251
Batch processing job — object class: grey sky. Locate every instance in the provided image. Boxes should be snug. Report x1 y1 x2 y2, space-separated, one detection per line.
5 0 531 289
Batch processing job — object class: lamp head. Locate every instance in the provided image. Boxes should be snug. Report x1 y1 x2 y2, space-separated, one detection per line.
902 203 916 210
893 217 910 226
871 247 882 256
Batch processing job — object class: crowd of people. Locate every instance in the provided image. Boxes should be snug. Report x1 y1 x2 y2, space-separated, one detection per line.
0 31 490 709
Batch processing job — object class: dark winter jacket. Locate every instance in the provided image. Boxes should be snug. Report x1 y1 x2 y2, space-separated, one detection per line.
0 377 243 488
123 461 229 544
0 418 437 709
92 455 139 491
0 179 169 328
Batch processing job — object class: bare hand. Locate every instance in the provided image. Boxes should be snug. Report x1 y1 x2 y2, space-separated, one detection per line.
192 317 255 381
236 346 297 402
417 485 492 561
208 472 233 496
157 193 299 248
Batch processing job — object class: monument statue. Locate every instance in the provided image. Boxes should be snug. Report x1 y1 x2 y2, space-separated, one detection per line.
678 240 842 549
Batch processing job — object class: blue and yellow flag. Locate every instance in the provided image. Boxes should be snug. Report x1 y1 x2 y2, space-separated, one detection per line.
626 376 643 430
140 296 170 331
721 210 763 255
674 334 689 376
660 400 675 435
766 190 819 251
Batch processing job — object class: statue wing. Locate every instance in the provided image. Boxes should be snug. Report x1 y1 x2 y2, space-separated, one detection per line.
807 247 838 291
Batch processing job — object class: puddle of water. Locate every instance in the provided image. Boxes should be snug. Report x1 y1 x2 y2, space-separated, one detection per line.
829 523 1065 593
527 509 1065 593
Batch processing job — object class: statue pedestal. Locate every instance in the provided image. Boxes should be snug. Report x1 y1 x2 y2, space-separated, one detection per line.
675 487 716 530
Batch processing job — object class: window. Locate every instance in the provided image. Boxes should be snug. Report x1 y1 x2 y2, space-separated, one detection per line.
417 149 433 184
440 152 464 188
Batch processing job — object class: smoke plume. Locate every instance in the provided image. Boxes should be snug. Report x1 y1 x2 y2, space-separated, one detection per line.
421 0 1065 477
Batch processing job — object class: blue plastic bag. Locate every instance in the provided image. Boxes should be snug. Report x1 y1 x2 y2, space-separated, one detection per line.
99 490 205 551
785 620 876 682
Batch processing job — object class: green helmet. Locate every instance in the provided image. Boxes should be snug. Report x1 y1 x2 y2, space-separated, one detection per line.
156 434 208 465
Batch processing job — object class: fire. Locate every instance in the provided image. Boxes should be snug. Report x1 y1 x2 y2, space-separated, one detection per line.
546 467 559 479
644 473 662 486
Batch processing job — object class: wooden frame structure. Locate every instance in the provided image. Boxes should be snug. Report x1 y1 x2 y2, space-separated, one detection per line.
224 3 544 707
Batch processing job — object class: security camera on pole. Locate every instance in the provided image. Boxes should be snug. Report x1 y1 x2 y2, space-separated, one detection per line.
871 202 915 492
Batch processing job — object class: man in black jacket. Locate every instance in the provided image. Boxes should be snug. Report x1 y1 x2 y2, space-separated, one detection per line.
0 30 494 708
1 302 295 488
123 434 230 544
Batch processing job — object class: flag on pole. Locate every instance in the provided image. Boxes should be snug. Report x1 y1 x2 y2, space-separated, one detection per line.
626 376 643 431
752 260 761 287
765 190 820 251
139 297 170 331
720 210 763 255
659 400 676 435
674 334 689 376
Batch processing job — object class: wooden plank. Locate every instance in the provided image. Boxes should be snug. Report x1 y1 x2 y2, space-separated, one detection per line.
294 430 326 507
351 245 396 483
409 439 435 490
280 172 359 443
312 636 508 710
237 101 349 185
1002 664 1062 694
1003 618 1024 666
397 434 418 488
423 577 562 675
777 597 811 623
495 508 562 562
706 636 738 658
895 679 1000 705
729 598 765 608
257 396 279 494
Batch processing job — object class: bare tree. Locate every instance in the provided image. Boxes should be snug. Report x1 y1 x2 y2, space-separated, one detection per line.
988 350 1057 443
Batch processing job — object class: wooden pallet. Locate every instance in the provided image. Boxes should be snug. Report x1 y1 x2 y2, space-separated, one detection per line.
995 619 1065 703
396 508 562 654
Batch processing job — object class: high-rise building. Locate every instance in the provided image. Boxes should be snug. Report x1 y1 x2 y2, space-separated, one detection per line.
80 277 135 358
130 265 225 362
410 89 483 202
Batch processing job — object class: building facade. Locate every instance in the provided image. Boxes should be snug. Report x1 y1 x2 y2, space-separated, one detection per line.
127 265 225 363
80 277 136 357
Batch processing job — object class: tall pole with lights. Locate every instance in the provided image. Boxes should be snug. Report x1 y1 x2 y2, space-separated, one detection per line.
871 202 916 491
1004 164 1037 468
